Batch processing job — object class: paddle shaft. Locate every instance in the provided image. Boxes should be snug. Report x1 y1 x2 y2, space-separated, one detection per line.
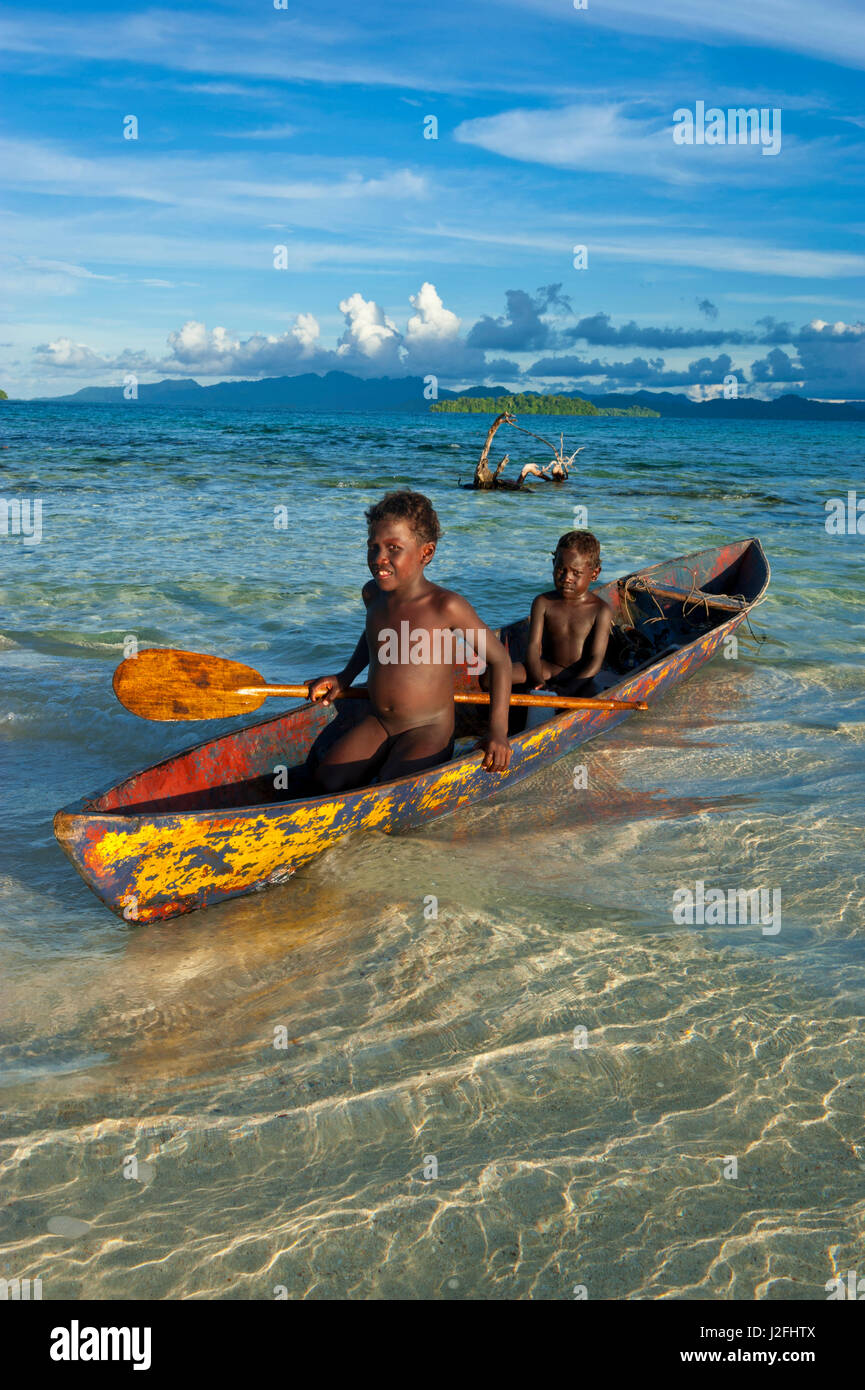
237 684 648 712
112 649 650 722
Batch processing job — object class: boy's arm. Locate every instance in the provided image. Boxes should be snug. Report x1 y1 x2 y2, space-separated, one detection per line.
340 630 371 685
308 585 375 703
525 594 555 687
445 594 512 771
307 630 369 704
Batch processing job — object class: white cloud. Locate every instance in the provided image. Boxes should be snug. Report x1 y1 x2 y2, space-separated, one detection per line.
0 137 428 220
0 12 422 93
455 102 835 186
222 169 428 203
508 0 865 72
405 282 461 348
177 82 282 98
795 318 865 395
163 316 326 375
25 284 488 382
804 318 865 336
456 104 662 176
403 281 489 375
221 123 298 140
429 222 865 279
291 312 321 353
336 293 402 365
28 258 116 282
34 337 106 369
24 292 865 399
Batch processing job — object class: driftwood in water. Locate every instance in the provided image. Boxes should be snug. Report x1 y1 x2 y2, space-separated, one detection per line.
471 412 516 488
463 412 584 491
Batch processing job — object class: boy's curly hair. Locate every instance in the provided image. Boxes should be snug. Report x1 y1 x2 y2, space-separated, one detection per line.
365 490 442 545
554 529 601 568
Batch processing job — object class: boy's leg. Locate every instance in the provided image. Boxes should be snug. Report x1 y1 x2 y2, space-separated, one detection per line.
313 713 391 793
481 659 529 690
376 722 455 783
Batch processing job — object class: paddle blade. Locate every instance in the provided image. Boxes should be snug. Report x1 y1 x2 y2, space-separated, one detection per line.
113 648 268 722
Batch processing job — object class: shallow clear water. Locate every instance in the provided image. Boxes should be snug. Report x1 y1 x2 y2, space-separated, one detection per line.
1 404 863 1299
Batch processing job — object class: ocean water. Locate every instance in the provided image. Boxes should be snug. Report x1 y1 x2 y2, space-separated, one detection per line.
0 402 863 1301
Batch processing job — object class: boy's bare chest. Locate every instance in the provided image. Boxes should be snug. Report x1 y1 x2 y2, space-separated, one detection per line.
366 597 440 642
546 603 595 644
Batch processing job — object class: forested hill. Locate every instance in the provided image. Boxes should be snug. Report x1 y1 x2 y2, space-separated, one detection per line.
430 393 659 417
18 373 865 418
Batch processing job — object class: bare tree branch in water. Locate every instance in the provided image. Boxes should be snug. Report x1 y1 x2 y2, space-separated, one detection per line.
466 412 585 490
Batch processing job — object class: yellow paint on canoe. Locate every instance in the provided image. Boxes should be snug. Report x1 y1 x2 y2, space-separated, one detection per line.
78 683 659 918
91 758 497 916
91 799 348 908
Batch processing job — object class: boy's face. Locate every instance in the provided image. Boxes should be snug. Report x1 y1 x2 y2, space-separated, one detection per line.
553 546 599 598
367 517 434 590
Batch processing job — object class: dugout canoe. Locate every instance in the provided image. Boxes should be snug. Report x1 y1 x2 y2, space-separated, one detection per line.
54 537 769 922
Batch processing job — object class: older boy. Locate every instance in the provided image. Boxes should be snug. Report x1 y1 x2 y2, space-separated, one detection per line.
307 490 512 791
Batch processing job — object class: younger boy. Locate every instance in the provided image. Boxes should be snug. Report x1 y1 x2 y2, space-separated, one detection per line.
307 490 513 791
514 529 613 696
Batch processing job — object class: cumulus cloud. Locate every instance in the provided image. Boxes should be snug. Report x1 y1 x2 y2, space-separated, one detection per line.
33 337 151 371
402 281 487 376
163 315 326 375
466 285 567 351
528 351 739 389
29 297 865 399
405 282 461 349
791 318 865 396
34 337 106 369
336 292 402 370
797 317 865 342
750 347 800 382
565 311 757 350
697 298 719 319
32 284 489 382
483 357 523 379
748 318 865 395
754 315 794 344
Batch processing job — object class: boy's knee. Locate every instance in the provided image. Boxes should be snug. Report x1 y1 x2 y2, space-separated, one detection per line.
314 761 351 794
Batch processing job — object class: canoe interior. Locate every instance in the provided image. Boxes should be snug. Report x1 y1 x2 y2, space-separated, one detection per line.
89 538 766 818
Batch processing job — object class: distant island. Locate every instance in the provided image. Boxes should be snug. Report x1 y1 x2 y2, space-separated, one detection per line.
431 392 659 418
0 389 7 400
12 372 865 420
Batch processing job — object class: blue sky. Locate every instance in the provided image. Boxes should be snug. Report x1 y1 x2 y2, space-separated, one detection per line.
1 0 864 399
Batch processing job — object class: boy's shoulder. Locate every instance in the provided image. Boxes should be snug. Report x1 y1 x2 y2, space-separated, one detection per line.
361 579 379 605
428 582 470 614
531 588 560 609
589 591 615 620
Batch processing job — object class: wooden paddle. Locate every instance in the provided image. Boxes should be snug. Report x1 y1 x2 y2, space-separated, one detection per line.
113 648 649 722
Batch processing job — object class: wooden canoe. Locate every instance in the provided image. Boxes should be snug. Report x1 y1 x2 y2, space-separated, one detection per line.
54 538 769 923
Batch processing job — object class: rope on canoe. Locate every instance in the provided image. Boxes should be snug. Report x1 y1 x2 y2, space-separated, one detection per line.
624 576 670 627
620 570 770 648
